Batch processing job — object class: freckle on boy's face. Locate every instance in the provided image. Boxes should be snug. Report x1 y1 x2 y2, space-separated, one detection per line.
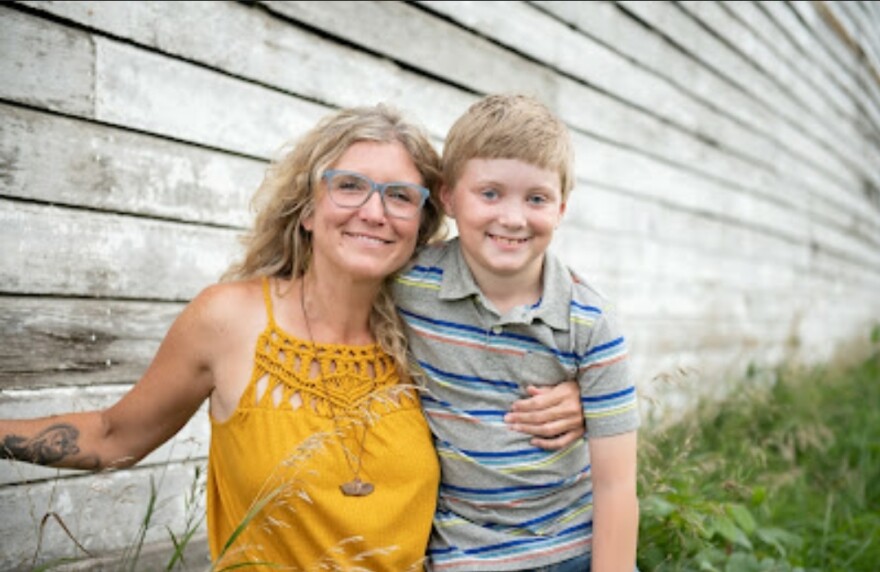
442 158 565 289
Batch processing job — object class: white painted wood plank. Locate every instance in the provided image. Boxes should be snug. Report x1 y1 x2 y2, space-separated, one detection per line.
92 37 327 160
419 1 808 213
828 0 880 79
534 0 772 138
678 0 877 181
32 532 211 572
555 221 880 303
721 0 858 128
569 136 815 247
782 0 861 93
565 182 812 268
0 5 95 115
0 104 259 227
772 1 880 191
809 0 880 138
419 0 709 138
0 460 206 572
0 297 182 389
16 0 472 143
0 6 329 160
262 0 560 101
616 0 860 192
788 0 862 78
533 0 880 246
719 0 880 184
0 200 240 300
772 1 880 138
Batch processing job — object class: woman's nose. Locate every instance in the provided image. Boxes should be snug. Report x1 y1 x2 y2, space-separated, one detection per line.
358 189 387 222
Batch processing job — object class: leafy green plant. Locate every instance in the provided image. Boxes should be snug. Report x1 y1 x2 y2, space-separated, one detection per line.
637 329 880 571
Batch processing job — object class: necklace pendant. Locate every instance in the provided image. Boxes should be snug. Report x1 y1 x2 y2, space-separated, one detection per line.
340 478 374 497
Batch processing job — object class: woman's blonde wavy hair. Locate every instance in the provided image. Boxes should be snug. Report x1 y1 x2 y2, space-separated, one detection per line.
223 104 444 375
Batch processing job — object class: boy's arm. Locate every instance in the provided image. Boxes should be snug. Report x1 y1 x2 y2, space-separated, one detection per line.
589 430 639 572
505 381 585 449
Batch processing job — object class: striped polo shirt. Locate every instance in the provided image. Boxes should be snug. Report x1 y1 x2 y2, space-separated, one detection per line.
393 238 640 571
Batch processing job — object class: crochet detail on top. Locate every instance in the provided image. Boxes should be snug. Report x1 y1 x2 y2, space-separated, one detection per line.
248 324 408 418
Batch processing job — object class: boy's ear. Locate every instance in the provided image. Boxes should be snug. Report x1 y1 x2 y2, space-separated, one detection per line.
440 184 456 217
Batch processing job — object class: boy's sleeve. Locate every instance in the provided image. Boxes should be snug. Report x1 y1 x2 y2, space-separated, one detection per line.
578 312 640 438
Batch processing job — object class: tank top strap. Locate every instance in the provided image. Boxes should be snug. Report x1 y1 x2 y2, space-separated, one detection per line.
261 275 277 329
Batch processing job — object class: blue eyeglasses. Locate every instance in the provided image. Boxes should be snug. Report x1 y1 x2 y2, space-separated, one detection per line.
321 169 429 220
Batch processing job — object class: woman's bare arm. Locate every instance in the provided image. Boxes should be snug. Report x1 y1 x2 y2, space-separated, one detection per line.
0 287 224 471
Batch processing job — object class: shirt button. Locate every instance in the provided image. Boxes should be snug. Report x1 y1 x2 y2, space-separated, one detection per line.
491 326 503 335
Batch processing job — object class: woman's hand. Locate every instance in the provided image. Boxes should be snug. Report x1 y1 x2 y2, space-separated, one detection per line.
505 381 585 449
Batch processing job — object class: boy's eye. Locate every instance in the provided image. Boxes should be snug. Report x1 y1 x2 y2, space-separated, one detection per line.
527 194 549 205
479 188 499 200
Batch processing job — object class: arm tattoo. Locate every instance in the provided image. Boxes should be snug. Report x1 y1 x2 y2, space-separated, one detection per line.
1 423 82 465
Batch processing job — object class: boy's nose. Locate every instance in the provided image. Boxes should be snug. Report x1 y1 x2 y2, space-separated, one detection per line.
498 201 526 227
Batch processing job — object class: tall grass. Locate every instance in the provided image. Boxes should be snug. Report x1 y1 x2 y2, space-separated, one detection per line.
20 338 879 571
637 330 880 571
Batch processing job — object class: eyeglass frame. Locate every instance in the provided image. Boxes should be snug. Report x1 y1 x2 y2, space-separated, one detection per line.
320 169 430 219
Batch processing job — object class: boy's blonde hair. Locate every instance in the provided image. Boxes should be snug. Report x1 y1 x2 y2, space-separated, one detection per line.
442 94 575 198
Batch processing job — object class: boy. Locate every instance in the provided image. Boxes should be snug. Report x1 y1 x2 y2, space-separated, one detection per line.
394 94 640 571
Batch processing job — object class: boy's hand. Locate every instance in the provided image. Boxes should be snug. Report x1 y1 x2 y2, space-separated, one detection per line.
505 382 585 449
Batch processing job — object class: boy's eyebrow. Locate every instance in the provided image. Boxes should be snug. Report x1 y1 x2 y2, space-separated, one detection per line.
470 176 559 192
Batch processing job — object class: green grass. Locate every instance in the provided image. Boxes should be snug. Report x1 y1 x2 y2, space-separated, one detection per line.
637 333 880 571
23 332 879 571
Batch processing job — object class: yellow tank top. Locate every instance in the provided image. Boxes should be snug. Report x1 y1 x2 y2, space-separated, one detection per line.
206 277 439 570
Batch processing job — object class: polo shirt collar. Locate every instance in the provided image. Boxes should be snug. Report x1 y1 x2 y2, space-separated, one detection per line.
437 238 572 331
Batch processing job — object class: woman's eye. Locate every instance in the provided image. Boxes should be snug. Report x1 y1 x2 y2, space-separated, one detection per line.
386 186 416 203
336 176 368 192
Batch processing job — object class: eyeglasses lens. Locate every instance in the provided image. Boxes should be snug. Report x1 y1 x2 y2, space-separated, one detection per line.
326 172 423 219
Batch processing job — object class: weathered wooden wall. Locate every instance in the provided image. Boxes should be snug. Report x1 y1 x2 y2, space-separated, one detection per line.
1 1 878 569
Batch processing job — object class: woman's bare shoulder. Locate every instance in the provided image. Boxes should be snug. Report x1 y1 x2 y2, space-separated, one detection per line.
195 278 262 306
183 278 267 337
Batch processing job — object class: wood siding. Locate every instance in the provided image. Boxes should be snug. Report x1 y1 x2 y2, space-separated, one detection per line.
1 1 878 568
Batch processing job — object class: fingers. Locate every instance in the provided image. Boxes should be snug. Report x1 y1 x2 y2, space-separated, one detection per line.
506 381 586 451
528 430 583 450
509 385 556 413
508 418 585 450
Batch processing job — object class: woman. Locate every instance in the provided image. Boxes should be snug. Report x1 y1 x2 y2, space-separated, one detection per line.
1 104 583 570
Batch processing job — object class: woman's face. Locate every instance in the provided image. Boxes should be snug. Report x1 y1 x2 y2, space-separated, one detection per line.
303 140 424 284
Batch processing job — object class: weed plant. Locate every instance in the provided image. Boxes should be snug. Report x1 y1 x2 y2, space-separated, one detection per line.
637 331 880 571
18 337 879 571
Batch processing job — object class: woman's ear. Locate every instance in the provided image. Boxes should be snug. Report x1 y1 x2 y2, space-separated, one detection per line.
301 206 314 233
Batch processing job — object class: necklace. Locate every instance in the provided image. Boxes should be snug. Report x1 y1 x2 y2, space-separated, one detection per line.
299 280 375 497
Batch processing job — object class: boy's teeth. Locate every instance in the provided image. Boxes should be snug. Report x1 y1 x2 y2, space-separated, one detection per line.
492 234 526 244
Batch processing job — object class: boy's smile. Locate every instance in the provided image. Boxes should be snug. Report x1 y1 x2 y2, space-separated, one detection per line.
442 158 566 306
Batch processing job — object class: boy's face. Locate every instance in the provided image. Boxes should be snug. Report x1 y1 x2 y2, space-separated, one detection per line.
442 158 566 289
